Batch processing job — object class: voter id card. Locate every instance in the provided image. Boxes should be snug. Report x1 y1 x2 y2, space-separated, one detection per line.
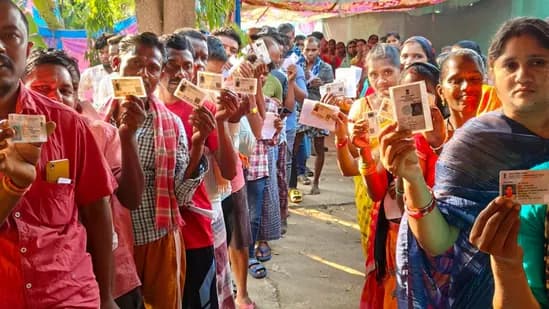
223 76 257 95
8 114 47 143
251 39 272 65
174 79 207 107
197 71 223 92
111 77 147 99
499 170 549 205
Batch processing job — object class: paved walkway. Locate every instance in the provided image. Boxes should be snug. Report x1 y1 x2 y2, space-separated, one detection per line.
246 149 365 309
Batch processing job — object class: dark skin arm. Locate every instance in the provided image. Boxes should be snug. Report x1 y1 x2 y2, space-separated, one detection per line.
0 120 56 225
214 89 239 181
185 106 216 179
470 198 539 309
114 96 145 210
283 65 297 114
353 118 388 201
80 197 118 309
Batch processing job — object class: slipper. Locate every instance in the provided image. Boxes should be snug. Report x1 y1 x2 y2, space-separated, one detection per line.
256 242 272 262
289 188 302 203
248 258 267 279
298 175 311 185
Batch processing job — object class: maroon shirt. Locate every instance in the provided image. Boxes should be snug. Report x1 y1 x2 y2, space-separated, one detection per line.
0 85 115 308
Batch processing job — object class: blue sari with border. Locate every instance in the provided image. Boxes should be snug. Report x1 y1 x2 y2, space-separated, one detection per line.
396 112 549 308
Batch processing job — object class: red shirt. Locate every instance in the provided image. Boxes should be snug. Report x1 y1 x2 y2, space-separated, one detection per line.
0 85 116 308
86 118 141 297
165 99 218 249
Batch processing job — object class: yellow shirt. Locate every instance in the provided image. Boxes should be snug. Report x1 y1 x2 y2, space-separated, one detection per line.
476 84 502 116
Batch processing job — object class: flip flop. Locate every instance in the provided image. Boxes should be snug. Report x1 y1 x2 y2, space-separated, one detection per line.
256 242 272 262
289 188 302 203
248 258 267 279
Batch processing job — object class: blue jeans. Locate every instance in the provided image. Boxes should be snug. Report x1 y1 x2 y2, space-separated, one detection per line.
246 177 267 258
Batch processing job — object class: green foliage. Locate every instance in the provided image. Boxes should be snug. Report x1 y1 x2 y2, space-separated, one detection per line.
33 0 63 29
196 0 235 30
59 0 135 34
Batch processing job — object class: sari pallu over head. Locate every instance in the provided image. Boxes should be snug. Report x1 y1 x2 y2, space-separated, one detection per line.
396 112 549 309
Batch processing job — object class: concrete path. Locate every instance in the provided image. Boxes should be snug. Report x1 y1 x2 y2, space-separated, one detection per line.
245 149 365 309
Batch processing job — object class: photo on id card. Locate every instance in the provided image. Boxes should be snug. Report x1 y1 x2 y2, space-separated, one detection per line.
499 170 549 205
389 80 433 133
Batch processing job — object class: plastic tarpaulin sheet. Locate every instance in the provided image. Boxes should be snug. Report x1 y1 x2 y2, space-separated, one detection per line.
242 0 446 13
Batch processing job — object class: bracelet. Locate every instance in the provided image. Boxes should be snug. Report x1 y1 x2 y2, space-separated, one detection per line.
405 190 436 219
2 176 30 196
430 142 444 152
395 186 405 195
359 159 376 176
335 137 348 149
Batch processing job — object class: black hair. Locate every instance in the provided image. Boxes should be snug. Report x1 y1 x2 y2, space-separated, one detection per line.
107 34 125 46
295 35 306 42
119 32 166 62
454 40 482 56
366 43 400 68
310 31 324 41
161 33 195 59
400 62 446 117
368 34 379 41
488 17 549 66
2 0 28 35
277 23 294 35
347 39 356 45
401 61 440 86
25 48 80 90
385 32 401 40
304 36 320 47
356 38 367 44
379 36 387 43
438 48 485 81
206 36 228 63
175 27 207 42
212 27 242 50
94 33 114 50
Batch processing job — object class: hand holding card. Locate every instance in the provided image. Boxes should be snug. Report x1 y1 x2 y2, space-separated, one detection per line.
298 99 339 131
1 118 56 187
389 81 433 133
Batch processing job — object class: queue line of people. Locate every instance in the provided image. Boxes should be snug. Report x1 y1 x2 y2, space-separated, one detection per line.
0 0 548 307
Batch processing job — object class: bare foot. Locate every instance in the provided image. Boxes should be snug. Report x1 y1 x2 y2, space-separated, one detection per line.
236 296 255 309
310 185 320 195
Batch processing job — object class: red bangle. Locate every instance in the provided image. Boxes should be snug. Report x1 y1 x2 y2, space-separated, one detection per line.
2 176 30 196
406 191 436 219
335 137 348 149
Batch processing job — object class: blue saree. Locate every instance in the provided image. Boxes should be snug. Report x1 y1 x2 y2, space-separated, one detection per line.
396 112 549 308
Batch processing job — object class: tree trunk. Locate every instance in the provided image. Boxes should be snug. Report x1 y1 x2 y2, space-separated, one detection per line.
135 0 196 34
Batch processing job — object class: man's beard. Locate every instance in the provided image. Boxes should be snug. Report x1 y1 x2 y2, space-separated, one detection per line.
0 79 17 98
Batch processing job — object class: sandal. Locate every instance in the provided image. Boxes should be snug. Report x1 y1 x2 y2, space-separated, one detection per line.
256 242 272 262
248 258 267 279
298 175 311 185
289 188 302 203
